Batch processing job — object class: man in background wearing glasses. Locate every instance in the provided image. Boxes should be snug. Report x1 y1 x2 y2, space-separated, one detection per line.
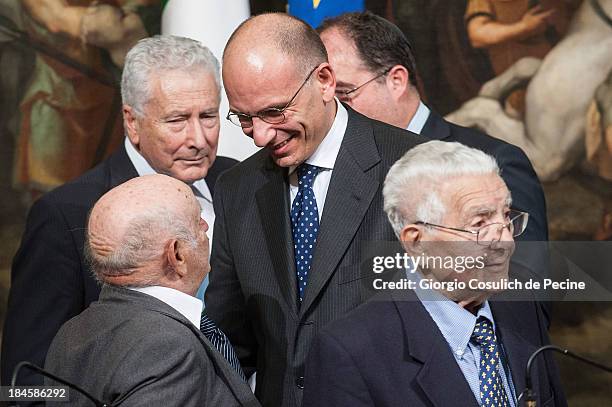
317 12 548 244
303 141 566 407
205 12 426 407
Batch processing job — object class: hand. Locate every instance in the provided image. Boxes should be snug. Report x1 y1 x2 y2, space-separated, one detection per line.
519 5 556 37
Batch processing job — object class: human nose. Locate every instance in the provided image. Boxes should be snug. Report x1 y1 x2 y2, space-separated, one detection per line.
188 118 210 149
485 223 514 252
499 222 514 242
250 117 277 148
200 217 209 232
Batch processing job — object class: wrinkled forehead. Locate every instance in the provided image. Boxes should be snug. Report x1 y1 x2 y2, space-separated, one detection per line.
445 173 510 217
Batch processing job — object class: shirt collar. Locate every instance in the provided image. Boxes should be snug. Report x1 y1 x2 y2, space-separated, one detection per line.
129 285 203 329
289 98 348 174
410 270 495 356
124 137 212 202
406 101 430 135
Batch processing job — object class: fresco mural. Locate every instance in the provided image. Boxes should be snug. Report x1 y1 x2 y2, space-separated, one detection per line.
0 0 609 403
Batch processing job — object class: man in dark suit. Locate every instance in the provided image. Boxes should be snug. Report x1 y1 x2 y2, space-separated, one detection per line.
303 141 566 407
44 174 259 406
318 11 548 243
2 35 236 388
205 13 426 406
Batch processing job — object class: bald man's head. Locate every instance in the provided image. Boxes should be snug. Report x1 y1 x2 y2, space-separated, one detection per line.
224 13 328 77
86 174 209 294
223 13 338 168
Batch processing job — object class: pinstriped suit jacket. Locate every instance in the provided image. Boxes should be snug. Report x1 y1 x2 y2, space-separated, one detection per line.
205 105 427 407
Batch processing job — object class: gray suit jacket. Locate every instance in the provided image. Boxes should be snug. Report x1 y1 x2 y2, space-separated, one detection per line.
44 285 260 407
205 106 427 406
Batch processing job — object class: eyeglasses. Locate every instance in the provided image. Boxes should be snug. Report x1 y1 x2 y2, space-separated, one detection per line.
415 210 529 246
226 66 319 128
335 67 392 102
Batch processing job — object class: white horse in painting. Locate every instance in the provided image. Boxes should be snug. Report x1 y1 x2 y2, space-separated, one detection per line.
446 0 612 181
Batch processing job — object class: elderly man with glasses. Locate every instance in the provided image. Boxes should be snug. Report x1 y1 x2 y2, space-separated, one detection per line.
205 12 426 407
303 141 566 407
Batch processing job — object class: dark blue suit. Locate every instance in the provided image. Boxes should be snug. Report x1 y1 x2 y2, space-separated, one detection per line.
303 290 566 407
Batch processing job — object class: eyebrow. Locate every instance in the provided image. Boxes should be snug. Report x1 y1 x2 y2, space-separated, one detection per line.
467 206 496 218
465 195 513 219
163 108 218 118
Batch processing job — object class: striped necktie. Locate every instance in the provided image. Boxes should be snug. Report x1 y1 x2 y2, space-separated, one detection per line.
200 312 246 380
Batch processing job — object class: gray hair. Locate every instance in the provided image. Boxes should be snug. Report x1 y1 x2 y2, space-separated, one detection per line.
121 35 221 116
86 208 197 286
383 141 501 237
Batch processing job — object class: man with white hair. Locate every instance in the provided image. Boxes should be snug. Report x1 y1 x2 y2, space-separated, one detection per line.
2 35 237 388
303 141 566 407
44 174 259 406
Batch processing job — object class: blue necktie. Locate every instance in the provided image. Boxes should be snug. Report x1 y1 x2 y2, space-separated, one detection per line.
200 312 247 380
290 164 321 301
471 316 510 407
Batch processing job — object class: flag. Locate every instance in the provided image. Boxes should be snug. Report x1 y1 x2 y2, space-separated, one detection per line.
162 0 259 162
288 0 365 28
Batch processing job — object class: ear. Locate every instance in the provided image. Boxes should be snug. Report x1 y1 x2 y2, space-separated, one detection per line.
316 63 337 103
386 65 410 101
164 239 187 279
399 223 422 252
123 105 141 148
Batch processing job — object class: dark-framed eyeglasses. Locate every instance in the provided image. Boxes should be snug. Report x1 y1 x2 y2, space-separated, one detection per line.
335 67 392 102
226 66 319 128
415 210 529 246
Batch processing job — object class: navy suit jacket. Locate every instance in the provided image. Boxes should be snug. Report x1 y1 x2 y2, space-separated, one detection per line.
1 144 237 388
303 290 566 407
421 110 548 242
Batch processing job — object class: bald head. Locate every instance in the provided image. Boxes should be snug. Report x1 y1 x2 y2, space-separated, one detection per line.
87 174 208 293
222 13 338 168
224 13 328 77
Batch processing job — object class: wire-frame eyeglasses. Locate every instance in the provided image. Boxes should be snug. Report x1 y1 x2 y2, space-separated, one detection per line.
226 66 319 128
414 210 529 246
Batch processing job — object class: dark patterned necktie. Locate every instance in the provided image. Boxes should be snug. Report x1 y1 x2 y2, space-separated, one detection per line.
290 164 321 302
200 312 246 380
471 316 510 407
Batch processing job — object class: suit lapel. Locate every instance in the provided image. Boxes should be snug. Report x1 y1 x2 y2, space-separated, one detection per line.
300 110 380 314
255 159 299 315
491 301 538 400
108 142 139 188
102 286 257 406
421 109 451 141
169 313 258 406
392 290 480 407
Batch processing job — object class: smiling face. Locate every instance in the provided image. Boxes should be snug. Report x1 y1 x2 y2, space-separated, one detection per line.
124 68 220 183
223 49 336 168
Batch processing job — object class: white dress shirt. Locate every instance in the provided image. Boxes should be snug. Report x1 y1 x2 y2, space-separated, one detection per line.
288 100 348 219
406 101 430 135
129 285 203 329
124 138 215 245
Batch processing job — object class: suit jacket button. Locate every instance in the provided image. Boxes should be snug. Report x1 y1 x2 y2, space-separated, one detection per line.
296 376 304 389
